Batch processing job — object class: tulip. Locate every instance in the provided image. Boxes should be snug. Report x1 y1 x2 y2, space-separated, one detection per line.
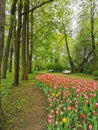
95 103 98 108
48 115 52 123
93 111 97 116
81 113 86 119
89 124 93 130
55 121 59 125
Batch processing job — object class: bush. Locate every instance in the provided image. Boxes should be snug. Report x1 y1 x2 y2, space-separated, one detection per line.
93 70 98 77
94 77 98 80
83 65 94 74
47 62 64 72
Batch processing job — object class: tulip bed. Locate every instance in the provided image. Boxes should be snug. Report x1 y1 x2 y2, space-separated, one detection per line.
35 74 98 130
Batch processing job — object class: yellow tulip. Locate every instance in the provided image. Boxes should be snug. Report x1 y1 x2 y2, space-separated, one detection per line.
62 117 67 123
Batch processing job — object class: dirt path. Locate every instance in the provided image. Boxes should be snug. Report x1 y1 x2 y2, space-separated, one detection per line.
3 83 48 130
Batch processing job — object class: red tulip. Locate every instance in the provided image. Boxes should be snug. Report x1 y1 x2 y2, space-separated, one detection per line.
81 113 86 119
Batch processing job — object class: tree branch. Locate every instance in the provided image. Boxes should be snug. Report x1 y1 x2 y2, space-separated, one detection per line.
21 0 54 15
94 30 98 36
78 49 94 72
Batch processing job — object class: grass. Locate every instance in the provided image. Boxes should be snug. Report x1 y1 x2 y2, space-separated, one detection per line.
1 70 97 129
1 71 45 97
49 72 95 81
70 73 94 80
1 70 45 129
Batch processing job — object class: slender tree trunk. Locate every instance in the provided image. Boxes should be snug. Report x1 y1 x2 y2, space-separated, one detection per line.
21 1 28 80
90 1 95 50
64 35 76 72
1 0 18 79
26 0 29 79
9 43 13 72
0 0 6 129
14 0 22 86
90 1 96 69
29 11 34 73
62 21 76 72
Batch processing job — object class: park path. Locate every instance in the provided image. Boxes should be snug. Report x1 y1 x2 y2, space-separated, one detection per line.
4 83 48 130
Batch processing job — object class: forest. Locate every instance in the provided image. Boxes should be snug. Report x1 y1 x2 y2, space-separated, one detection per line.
0 0 98 130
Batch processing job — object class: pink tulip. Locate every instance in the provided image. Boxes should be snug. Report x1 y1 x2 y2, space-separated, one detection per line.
68 107 71 111
51 110 55 115
89 124 93 130
93 111 97 116
95 103 98 108
48 115 52 123
86 100 89 105
55 121 59 125
56 110 59 114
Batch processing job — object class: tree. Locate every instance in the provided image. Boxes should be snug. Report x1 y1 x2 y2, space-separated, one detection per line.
21 0 55 75
21 0 28 80
1 0 18 78
0 0 6 129
26 0 30 77
73 0 98 72
13 0 22 86
29 11 34 73
21 0 54 15
9 41 13 72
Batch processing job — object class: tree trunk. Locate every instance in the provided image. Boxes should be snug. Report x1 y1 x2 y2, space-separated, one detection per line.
78 50 94 72
62 21 76 72
0 0 6 129
9 43 13 72
90 1 95 50
14 0 22 86
21 1 28 80
1 0 18 79
29 11 34 73
90 1 96 69
26 0 29 79
64 34 76 72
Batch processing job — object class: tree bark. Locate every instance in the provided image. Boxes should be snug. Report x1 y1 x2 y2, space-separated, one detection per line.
90 1 96 69
1 0 18 79
29 12 34 73
0 0 6 129
9 43 13 72
64 35 76 72
26 0 29 79
90 1 95 50
21 1 28 80
14 0 22 86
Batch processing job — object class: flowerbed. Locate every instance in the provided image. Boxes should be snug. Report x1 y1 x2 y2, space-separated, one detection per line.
35 74 98 130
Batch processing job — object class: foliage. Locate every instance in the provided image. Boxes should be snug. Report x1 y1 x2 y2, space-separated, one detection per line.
83 64 94 74
47 62 65 72
93 71 98 77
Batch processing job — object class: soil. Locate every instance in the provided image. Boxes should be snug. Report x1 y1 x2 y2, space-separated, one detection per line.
3 83 48 130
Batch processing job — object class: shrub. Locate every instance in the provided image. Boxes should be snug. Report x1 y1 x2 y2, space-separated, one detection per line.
47 62 64 72
93 70 98 77
94 77 98 80
83 65 94 74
